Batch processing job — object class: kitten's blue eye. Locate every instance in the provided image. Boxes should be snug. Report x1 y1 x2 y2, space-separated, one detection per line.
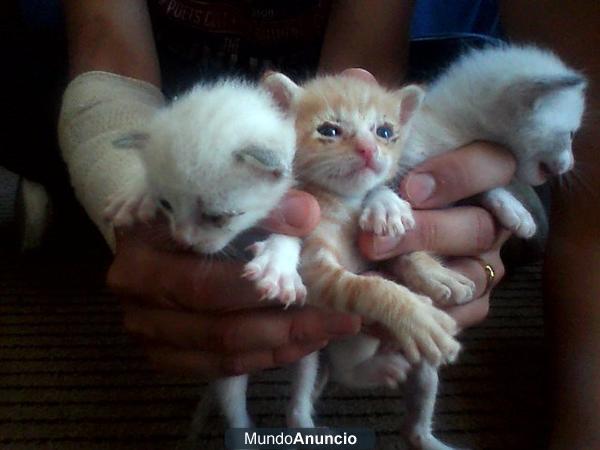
159 199 173 212
317 123 342 138
376 125 394 139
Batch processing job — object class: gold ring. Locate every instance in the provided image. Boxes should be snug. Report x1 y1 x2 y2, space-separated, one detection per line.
473 257 495 296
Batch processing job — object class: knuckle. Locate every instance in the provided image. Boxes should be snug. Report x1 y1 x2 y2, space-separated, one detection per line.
106 260 129 293
474 209 496 252
122 312 150 340
218 324 242 353
419 219 440 251
288 315 311 344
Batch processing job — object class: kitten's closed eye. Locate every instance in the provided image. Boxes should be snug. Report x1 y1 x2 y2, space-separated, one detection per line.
317 122 342 138
200 210 244 228
159 199 173 212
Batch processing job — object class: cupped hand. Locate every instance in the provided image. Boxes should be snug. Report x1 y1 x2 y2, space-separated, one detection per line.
107 189 360 379
359 142 516 328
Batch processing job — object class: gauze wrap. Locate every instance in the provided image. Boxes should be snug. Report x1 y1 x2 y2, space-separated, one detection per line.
58 71 165 251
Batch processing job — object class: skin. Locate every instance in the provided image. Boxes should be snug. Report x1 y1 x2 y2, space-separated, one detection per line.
64 0 508 378
500 1 600 448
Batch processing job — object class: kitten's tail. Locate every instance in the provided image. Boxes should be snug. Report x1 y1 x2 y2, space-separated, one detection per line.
301 247 460 366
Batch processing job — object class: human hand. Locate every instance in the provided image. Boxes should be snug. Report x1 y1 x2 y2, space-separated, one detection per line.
359 142 516 328
107 189 361 379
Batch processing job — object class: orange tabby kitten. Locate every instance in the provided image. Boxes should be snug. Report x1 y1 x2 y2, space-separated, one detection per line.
256 73 460 365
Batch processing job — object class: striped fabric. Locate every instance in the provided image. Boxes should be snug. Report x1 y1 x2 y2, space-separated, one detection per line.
0 254 546 449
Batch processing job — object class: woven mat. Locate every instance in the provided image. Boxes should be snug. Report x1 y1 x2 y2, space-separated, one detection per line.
0 252 547 450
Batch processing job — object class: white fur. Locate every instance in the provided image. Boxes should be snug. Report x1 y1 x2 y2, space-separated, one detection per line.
105 79 296 253
404 45 586 175
101 79 308 439
402 45 586 238
242 235 306 307
321 45 586 450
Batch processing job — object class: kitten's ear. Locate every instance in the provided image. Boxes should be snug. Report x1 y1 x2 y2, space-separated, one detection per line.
396 85 426 126
261 72 301 112
514 75 587 108
112 131 151 150
236 147 290 179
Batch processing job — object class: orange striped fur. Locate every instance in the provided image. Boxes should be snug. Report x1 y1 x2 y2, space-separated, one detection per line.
288 75 460 365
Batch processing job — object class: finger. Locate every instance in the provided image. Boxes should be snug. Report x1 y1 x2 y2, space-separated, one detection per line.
144 341 327 378
222 340 328 376
341 68 378 83
444 229 510 297
259 189 320 237
399 141 516 208
122 305 360 353
108 239 260 310
443 295 490 330
359 206 497 259
144 346 227 378
442 230 510 329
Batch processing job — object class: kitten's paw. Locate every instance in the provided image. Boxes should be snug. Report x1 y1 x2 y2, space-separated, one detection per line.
397 300 460 366
397 255 475 306
366 354 411 388
242 238 305 307
286 408 315 429
359 189 414 236
104 184 156 227
104 193 153 227
483 188 537 238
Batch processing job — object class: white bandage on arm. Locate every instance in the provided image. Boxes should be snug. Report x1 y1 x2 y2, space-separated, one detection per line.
58 71 165 251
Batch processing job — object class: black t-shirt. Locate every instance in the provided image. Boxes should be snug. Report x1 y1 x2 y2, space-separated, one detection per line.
148 0 332 95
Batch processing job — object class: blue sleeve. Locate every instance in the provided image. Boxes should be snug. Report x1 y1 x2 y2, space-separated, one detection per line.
410 0 502 40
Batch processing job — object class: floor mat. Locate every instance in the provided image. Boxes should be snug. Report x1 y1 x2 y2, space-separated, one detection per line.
0 253 547 449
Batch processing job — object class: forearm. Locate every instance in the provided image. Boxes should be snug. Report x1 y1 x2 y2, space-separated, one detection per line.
63 0 160 85
501 1 600 447
319 0 413 85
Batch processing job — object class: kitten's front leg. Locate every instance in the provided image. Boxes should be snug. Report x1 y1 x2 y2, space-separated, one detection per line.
480 186 536 239
242 235 306 307
394 252 475 306
359 185 415 236
103 177 157 227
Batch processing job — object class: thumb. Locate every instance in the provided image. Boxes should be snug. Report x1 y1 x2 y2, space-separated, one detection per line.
260 190 320 237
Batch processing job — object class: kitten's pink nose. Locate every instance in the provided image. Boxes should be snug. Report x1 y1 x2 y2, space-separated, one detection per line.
355 138 377 164
541 152 574 176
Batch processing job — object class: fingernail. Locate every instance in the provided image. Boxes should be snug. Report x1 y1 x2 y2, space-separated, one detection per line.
405 173 436 204
278 193 308 229
326 314 361 335
372 236 400 257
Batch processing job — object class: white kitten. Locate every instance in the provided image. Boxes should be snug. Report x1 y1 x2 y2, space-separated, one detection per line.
404 44 586 238
103 79 304 446
104 79 296 253
343 44 587 450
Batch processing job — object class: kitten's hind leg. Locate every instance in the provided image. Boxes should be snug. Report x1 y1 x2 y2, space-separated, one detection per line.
184 391 215 450
214 375 253 429
403 362 461 450
242 235 306 307
395 252 475 306
287 352 319 428
481 186 536 239
328 335 411 389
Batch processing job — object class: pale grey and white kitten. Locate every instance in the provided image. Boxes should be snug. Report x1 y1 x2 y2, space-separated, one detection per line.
103 79 305 445
332 45 587 450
